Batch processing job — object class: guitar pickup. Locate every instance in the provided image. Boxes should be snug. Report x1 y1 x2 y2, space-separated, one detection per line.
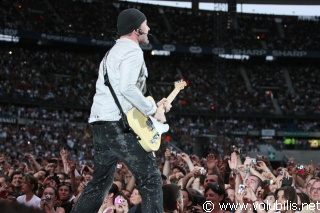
146 118 155 131
150 133 160 144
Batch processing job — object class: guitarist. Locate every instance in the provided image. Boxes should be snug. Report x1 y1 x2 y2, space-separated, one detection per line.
71 8 171 213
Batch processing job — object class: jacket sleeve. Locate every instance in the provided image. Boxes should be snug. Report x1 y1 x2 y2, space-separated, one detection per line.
119 49 157 116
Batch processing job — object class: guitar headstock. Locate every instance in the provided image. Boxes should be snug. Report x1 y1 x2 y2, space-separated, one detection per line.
174 80 187 90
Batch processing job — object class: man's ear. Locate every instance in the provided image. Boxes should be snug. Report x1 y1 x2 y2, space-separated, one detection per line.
109 192 114 199
256 186 262 196
176 201 180 211
134 29 140 36
31 184 35 191
219 194 224 202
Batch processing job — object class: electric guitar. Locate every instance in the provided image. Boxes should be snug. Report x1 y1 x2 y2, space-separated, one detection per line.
127 80 187 152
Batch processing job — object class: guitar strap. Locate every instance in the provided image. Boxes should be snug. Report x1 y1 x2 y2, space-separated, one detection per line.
145 84 153 97
103 51 131 133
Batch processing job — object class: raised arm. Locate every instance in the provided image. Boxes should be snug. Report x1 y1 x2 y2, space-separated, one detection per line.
162 148 171 179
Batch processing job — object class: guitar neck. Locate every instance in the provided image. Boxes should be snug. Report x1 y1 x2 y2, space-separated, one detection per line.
164 88 181 106
167 88 181 104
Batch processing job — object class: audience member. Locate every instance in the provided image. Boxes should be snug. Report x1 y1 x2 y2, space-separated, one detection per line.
163 184 183 213
16 175 41 207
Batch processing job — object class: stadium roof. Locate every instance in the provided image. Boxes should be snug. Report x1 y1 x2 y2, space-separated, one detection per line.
165 0 320 5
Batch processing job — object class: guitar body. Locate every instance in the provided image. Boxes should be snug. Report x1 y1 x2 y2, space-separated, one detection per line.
127 96 169 152
127 80 186 152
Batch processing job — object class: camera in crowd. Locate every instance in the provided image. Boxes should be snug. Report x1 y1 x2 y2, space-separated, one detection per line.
45 194 51 201
114 197 125 204
264 179 274 185
297 164 304 170
199 167 206 175
171 150 180 157
232 145 241 155
251 158 257 165
238 184 246 193
279 169 284 176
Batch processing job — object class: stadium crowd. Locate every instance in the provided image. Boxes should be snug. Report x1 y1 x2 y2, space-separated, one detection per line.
0 46 320 211
1 44 320 165
1 0 320 212
1 145 320 213
1 46 320 116
1 0 320 49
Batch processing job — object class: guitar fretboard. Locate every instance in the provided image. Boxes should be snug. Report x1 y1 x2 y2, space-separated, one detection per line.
167 88 181 104
157 81 186 111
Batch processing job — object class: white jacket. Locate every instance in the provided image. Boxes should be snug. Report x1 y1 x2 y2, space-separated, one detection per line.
89 38 156 123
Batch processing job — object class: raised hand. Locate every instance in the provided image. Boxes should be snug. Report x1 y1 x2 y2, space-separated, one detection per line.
237 165 245 172
307 160 315 176
41 195 55 213
256 161 267 171
69 161 76 174
191 155 200 164
165 148 171 159
206 153 218 170
244 187 257 202
180 153 191 162
60 148 69 161
77 182 86 193
235 189 246 205
228 152 238 170
275 174 284 188
243 157 252 167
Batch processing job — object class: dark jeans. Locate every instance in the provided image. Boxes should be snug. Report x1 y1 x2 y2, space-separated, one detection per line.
71 121 163 213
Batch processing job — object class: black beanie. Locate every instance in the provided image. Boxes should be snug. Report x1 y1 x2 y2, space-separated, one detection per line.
117 8 146 36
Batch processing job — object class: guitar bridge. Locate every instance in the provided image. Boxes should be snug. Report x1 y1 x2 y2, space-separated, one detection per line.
150 133 160 144
146 118 155 131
